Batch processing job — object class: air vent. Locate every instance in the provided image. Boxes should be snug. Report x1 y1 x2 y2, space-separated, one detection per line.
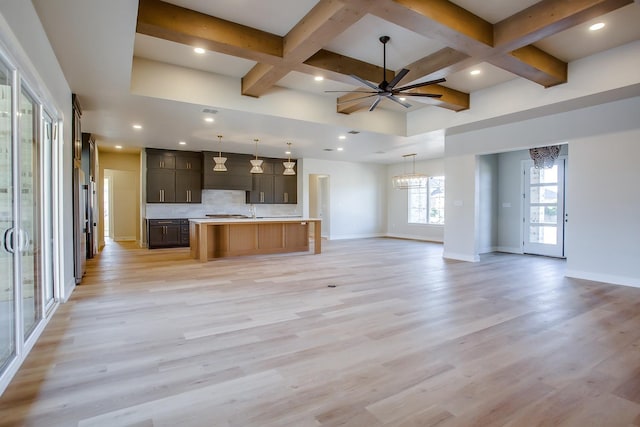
323 148 334 151
375 150 386 154
348 130 360 134
202 108 218 114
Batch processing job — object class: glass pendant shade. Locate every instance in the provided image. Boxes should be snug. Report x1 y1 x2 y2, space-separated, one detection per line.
283 142 296 175
250 159 264 174
250 139 263 173
213 156 227 171
213 135 227 172
392 154 427 189
283 161 296 175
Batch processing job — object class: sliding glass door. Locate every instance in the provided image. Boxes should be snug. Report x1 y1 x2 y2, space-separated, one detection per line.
0 45 59 393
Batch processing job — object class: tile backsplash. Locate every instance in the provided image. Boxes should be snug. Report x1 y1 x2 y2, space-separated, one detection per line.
145 190 300 219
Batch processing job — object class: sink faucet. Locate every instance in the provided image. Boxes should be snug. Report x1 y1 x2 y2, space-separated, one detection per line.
249 204 256 218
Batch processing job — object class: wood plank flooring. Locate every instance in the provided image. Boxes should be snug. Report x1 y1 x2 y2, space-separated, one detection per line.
1 238 640 426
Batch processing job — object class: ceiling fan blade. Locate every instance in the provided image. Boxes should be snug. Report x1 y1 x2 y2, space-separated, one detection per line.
393 77 446 93
369 97 382 111
387 68 410 90
401 93 443 98
324 90 378 93
336 94 377 105
388 95 412 108
350 74 381 91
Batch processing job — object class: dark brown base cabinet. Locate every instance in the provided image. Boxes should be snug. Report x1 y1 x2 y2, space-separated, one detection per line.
148 219 189 249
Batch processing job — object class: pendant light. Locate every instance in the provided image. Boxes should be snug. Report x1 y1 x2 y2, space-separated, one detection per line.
392 154 427 189
283 142 296 175
250 138 263 174
213 135 227 172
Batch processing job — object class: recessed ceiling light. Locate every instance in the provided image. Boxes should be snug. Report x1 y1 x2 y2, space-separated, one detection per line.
589 22 605 31
314 76 324 81
470 69 481 75
115 145 122 149
132 124 142 129
194 47 206 54
338 135 346 140
179 141 186 145
204 117 214 123
337 147 344 151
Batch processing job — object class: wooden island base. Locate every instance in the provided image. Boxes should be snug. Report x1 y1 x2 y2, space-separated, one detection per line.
190 218 321 262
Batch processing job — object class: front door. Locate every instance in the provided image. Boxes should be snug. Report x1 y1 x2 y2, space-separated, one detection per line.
523 158 566 257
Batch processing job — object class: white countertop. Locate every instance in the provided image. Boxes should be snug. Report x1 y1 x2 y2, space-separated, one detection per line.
190 217 320 224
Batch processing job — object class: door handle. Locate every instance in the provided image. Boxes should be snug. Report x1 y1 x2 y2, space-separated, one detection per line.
3 228 14 254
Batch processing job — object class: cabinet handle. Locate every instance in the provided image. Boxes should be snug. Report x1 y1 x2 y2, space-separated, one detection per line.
260 192 264 203
187 162 191 169
187 190 191 202
159 189 164 202
156 221 173 224
160 160 164 168
284 192 288 203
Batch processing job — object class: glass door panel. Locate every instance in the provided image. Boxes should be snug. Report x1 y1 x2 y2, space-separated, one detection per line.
0 60 15 370
19 86 42 338
42 112 54 310
523 159 565 257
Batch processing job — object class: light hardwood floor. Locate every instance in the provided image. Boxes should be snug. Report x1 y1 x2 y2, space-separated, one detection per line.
1 238 640 426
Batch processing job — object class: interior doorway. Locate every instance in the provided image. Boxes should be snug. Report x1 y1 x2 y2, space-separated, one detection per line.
103 169 137 244
522 158 566 257
309 174 330 239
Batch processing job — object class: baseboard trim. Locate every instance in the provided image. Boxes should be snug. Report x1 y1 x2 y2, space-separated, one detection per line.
329 233 385 241
565 269 640 288
496 246 523 254
443 251 480 262
385 233 443 243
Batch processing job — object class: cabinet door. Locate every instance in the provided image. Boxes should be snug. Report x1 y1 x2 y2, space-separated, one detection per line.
202 152 253 190
147 169 175 203
147 152 175 169
247 175 274 204
175 170 202 203
176 154 202 170
274 175 297 204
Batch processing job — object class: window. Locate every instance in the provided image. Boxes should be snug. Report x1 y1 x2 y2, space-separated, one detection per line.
408 176 445 224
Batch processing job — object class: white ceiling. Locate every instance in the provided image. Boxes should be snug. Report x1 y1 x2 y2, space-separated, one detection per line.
32 0 640 163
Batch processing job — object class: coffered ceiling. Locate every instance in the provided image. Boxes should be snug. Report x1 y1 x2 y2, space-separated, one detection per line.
33 0 640 163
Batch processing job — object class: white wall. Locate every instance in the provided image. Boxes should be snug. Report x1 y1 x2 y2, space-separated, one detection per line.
565 129 640 287
301 158 387 240
0 2 74 299
443 154 479 262
386 158 445 242
478 154 498 254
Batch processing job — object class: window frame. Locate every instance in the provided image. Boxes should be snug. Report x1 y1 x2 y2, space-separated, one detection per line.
407 175 445 225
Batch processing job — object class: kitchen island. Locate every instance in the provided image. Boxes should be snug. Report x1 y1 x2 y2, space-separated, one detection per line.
189 217 321 262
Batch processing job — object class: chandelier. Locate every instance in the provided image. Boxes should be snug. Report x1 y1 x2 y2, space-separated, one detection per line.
529 145 560 169
250 138 263 173
213 135 227 172
283 142 296 175
392 154 427 189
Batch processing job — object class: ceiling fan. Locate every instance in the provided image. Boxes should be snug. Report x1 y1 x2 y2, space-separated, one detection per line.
326 36 445 112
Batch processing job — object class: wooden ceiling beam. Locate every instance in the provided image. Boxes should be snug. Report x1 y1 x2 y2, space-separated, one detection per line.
372 0 494 56
494 0 634 51
488 45 568 88
398 47 470 84
136 0 282 63
303 50 393 85
242 0 370 97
